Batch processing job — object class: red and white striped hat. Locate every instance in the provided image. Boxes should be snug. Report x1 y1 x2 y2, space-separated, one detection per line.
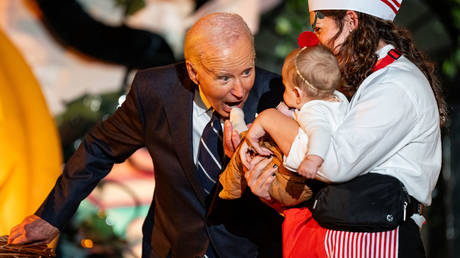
308 0 403 21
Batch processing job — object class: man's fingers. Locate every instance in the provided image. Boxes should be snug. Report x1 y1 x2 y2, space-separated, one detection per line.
240 142 251 169
10 235 32 245
8 215 59 245
9 236 23 245
231 129 241 149
8 228 22 244
224 120 233 146
223 120 235 158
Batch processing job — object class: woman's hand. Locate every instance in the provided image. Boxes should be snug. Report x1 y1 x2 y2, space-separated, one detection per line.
243 155 277 201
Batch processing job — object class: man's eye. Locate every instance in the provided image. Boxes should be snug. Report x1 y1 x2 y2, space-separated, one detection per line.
219 76 229 82
242 68 252 76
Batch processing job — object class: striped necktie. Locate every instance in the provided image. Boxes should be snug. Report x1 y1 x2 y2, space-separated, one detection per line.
196 111 224 196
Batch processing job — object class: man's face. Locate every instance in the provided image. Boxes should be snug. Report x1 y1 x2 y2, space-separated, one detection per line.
191 37 255 118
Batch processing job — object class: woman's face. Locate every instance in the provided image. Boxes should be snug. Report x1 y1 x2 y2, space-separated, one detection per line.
309 11 352 55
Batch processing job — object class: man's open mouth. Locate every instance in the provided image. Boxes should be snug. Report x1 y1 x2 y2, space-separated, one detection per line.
225 100 243 108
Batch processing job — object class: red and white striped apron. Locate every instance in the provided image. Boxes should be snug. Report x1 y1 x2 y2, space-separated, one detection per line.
283 208 400 258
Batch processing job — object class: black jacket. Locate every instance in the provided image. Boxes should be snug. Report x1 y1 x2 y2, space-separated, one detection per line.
37 63 284 257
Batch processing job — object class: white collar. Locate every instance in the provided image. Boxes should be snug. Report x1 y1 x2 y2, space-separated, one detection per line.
376 44 396 60
193 88 212 117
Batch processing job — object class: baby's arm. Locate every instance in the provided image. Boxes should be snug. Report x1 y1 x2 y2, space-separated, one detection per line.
245 108 299 156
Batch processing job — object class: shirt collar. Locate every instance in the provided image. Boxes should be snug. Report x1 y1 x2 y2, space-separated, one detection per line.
376 44 395 60
194 86 212 117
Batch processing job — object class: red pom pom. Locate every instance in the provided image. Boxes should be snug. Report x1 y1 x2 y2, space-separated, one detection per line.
297 31 320 48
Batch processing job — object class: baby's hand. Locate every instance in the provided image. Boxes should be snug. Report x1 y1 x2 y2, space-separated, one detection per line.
276 102 295 118
245 119 272 157
297 155 324 179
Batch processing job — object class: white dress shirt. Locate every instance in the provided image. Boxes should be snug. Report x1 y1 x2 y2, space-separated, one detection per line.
286 44 442 205
192 88 224 166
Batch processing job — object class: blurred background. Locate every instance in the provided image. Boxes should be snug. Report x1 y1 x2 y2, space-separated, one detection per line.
0 0 459 257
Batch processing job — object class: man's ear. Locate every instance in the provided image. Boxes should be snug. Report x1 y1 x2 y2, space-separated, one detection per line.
345 10 359 31
186 60 199 85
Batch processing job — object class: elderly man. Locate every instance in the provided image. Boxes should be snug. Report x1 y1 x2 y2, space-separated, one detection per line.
8 13 283 257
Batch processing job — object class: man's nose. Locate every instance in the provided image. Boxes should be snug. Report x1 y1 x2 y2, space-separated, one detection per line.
232 79 244 98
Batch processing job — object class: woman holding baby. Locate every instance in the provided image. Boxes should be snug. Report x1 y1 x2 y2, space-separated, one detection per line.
224 0 446 257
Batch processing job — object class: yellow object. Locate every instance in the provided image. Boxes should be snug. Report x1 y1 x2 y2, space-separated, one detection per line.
81 238 94 249
0 29 62 235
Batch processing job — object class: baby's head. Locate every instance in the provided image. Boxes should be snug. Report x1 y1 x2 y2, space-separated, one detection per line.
282 45 341 109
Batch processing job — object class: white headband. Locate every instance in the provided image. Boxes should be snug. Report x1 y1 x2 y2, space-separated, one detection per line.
308 0 403 21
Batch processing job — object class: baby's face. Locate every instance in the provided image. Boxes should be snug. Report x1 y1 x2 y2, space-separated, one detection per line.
281 63 301 109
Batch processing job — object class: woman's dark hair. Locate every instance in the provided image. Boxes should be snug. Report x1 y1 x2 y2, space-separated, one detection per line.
320 10 448 126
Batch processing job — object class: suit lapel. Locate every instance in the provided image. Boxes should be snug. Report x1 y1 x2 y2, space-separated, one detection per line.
166 67 206 206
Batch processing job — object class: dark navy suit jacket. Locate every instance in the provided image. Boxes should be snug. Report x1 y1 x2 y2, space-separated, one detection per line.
36 63 284 257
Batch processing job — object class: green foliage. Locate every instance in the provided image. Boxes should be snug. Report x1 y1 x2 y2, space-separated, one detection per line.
55 91 125 161
255 0 313 72
442 48 460 79
273 0 311 58
79 212 122 244
441 1 460 79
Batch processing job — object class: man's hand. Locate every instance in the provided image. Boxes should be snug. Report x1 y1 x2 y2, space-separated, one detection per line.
243 155 276 201
223 120 242 158
8 215 59 245
297 155 323 179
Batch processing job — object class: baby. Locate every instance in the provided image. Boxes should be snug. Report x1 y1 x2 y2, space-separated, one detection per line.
219 32 348 206
277 43 348 179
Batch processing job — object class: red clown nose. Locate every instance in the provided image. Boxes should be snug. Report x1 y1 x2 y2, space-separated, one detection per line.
297 31 320 48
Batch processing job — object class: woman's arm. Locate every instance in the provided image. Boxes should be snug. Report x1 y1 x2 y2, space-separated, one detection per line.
320 81 419 182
